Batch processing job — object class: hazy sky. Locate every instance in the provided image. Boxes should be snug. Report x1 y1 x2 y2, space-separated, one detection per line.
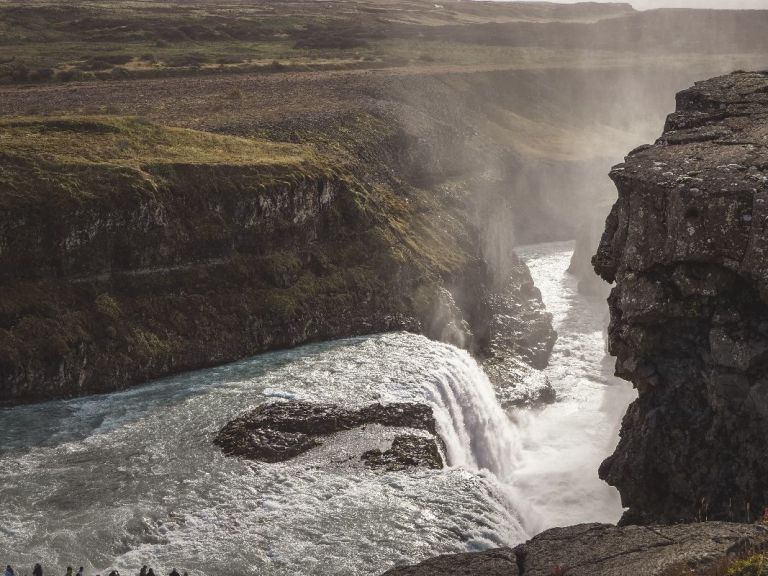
524 0 768 8
631 0 767 8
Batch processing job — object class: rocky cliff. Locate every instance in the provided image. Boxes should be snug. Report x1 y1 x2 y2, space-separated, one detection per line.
594 71 768 524
0 115 555 405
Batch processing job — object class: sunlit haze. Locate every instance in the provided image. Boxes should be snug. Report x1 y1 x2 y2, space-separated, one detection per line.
508 0 768 8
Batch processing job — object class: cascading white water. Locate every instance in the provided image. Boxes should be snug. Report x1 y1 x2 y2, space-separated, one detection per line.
0 333 530 576
512 241 636 530
417 354 521 480
0 241 631 575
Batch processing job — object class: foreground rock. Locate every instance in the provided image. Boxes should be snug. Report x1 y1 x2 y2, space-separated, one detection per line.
215 401 440 464
382 522 768 576
593 71 768 524
381 548 517 576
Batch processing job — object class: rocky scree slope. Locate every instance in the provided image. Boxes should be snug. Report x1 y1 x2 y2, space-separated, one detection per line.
593 71 768 524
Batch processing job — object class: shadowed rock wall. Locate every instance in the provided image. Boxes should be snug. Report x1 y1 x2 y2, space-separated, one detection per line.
594 71 768 524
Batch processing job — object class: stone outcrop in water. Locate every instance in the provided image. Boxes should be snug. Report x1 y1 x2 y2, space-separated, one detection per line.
361 434 443 471
593 71 768 524
215 401 441 465
382 522 768 576
481 257 557 407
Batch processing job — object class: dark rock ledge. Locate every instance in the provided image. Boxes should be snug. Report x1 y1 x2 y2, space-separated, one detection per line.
593 71 768 524
381 522 768 576
214 401 442 467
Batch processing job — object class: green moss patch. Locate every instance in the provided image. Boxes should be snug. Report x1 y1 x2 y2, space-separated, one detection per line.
0 115 315 170
727 554 768 576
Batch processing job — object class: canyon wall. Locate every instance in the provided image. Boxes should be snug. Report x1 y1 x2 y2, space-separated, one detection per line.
0 114 555 405
594 71 768 524
0 63 748 405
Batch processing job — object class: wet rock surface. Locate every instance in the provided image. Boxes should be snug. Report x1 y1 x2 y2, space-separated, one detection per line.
382 522 768 576
215 401 437 463
361 434 443 471
481 257 558 407
593 72 768 524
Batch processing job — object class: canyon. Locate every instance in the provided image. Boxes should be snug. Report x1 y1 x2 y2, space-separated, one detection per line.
3 1 768 575
385 69 768 576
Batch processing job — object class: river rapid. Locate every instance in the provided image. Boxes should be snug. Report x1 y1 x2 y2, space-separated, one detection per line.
0 241 635 575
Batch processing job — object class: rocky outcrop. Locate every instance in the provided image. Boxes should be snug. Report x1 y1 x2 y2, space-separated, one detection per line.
480 254 557 406
382 522 768 576
362 434 443 471
214 401 439 463
593 71 768 524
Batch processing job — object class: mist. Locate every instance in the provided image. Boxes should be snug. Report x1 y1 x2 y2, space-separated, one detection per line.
512 0 768 8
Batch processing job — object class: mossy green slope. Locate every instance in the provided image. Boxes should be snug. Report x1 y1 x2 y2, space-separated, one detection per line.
0 115 480 404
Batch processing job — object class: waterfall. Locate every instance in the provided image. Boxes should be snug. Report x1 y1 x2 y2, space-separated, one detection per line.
416 346 522 481
0 332 536 574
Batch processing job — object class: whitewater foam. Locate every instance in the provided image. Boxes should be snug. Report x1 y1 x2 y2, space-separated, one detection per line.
0 241 630 574
0 333 529 576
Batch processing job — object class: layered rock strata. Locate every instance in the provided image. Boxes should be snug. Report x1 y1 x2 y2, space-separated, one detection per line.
593 71 768 523
0 116 555 405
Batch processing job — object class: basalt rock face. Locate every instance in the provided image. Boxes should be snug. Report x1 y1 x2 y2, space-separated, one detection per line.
382 522 768 576
481 258 557 407
593 71 768 524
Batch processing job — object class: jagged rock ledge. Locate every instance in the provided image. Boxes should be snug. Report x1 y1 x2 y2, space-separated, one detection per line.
381 522 768 576
593 71 768 524
214 400 443 468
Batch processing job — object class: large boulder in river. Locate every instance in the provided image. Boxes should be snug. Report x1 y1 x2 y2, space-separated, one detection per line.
593 71 768 524
215 401 441 465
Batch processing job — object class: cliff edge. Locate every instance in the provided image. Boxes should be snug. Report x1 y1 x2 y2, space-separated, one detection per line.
594 71 768 524
381 522 768 576
0 115 555 405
